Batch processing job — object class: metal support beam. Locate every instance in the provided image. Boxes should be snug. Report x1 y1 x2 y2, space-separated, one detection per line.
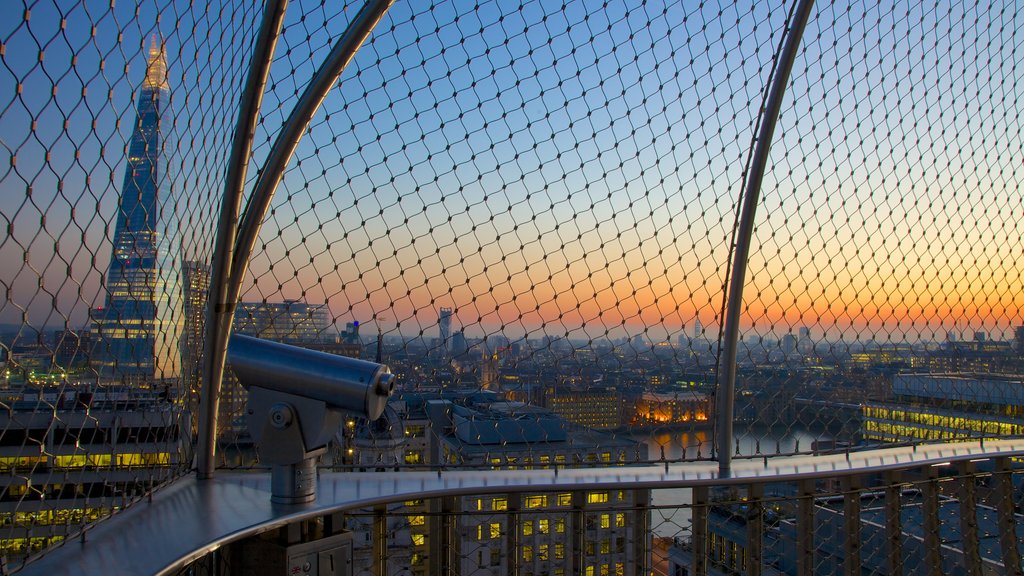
506 493 521 576
796 479 815 576
922 467 943 576
957 461 982 576
571 491 586 576
716 0 816 475
196 0 395 478
373 505 387 576
227 0 395 296
746 483 764 576
634 489 651 576
197 0 289 480
442 496 459 576
884 471 903 576
842 476 862 576
995 458 1023 574
692 486 709 576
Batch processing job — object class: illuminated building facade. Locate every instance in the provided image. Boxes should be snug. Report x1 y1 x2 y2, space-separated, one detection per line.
92 39 183 382
862 373 1024 443
0 388 188 557
544 386 623 430
634 391 710 426
233 301 331 344
345 393 649 576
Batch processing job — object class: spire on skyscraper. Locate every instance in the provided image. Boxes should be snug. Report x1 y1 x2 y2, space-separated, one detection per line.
92 35 182 381
144 35 169 91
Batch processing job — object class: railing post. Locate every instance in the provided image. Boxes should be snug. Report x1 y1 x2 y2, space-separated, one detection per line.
922 465 943 576
444 496 460 576
995 457 1023 574
633 489 651 576
957 461 982 576
884 471 903 576
692 486 709 576
428 496 459 576
373 505 387 576
571 491 586 576
507 493 521 576
716 0 817 476
796 479 815 576
746 483 763 576
842 475 862 576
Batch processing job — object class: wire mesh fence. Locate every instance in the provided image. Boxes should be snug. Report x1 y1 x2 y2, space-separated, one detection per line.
0 0 260 563
1 0 1023 569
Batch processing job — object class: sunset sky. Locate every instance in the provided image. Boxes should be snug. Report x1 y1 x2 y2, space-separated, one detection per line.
1 0 1021 344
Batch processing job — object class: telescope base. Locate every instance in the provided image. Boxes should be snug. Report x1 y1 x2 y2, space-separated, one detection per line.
271 458 318 504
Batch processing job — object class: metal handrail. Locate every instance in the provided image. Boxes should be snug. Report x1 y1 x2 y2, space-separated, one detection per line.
26 439 1024 575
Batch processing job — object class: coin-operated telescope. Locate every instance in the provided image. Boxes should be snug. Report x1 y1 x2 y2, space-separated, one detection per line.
228 334 395 504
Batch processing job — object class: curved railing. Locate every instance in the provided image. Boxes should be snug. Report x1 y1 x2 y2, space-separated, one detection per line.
25 440 1024 574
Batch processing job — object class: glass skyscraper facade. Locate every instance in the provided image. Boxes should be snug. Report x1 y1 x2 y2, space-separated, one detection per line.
92 39 183 381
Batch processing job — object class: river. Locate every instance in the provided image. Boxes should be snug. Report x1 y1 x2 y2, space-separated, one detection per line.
636 426 831 536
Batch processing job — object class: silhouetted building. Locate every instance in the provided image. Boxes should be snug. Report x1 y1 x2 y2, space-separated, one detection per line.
438 307 453 353
781 334 797 356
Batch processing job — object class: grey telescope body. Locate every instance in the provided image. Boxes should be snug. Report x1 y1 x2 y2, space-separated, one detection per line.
227 333 394 421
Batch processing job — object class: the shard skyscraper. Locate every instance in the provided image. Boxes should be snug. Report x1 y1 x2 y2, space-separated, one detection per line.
93 38 183 382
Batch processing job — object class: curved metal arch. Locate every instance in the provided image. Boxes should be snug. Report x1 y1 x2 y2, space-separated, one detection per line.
197 0 396 479
197 0 289 481
716 0 817 477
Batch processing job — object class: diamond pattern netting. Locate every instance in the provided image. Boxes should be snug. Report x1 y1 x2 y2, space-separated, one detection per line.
1 0 1023 567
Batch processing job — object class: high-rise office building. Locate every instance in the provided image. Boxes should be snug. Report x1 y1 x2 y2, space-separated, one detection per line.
438 307 453 353
451 329 468 358
781 333 797 356
233 301 331 344
92 38 183 382
181 260 209 390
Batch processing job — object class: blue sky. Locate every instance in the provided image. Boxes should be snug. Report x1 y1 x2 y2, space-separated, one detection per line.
1 0 1022 345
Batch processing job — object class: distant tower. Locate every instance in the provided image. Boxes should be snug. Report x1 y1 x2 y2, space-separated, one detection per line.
480 351 499 390
781 334 797 356
798 327 812 355
452 329 467 358
694 318 702 339
438 307 453 353
1015 326 1024 355
93 38 183 381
